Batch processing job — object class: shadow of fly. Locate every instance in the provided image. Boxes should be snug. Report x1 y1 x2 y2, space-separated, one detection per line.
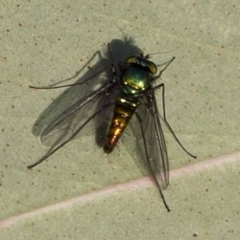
28 41 196 211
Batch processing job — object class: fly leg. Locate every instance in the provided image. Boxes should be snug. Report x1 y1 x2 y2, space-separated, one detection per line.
153 57 196 159
30 50 108 89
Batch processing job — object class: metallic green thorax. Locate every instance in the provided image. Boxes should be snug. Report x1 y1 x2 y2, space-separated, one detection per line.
104 56 157 153
121 66 151 98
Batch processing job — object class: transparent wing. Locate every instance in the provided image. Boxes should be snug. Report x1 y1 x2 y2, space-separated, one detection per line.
28 81 118 168
128 87 169 190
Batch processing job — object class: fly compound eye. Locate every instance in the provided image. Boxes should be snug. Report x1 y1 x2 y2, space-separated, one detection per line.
126 56 137 64
149 62 157 74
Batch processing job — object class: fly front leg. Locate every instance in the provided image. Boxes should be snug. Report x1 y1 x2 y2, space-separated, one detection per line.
30 50 107 89
153 58 196 159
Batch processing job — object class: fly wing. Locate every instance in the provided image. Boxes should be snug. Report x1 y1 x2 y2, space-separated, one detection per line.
28 80 119 168
41 82 117 147
133 88 169 190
